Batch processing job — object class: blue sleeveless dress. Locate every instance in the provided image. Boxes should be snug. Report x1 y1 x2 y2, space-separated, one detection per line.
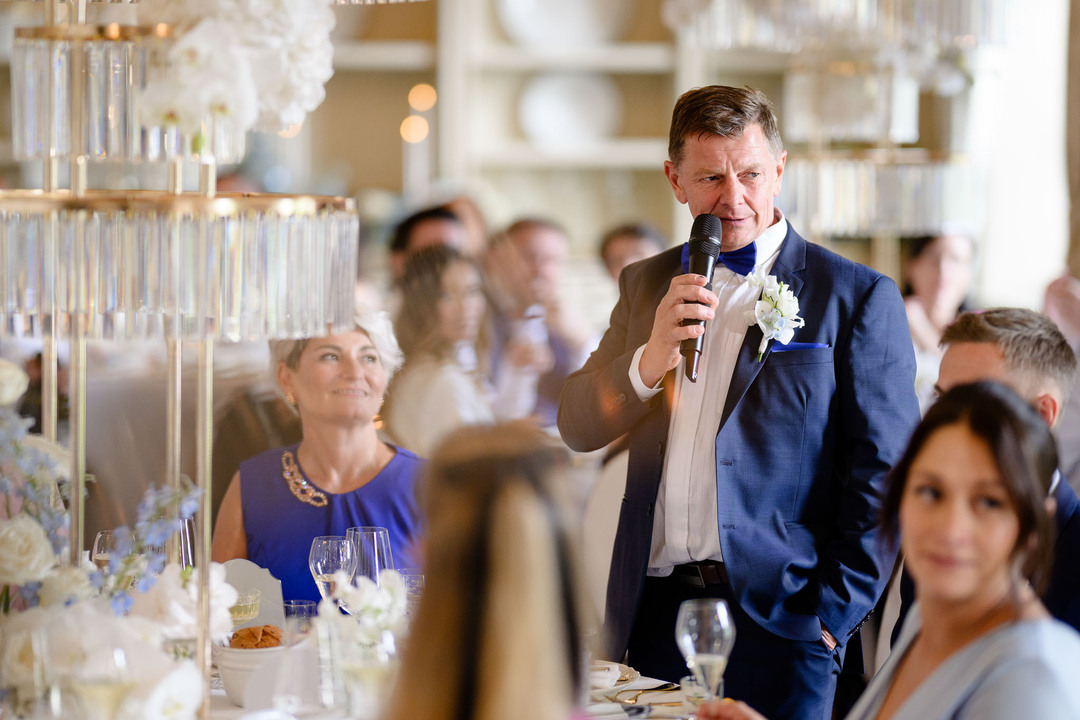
239 443 424 604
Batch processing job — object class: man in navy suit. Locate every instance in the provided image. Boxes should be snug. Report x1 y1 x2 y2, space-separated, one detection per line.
557 86 920 720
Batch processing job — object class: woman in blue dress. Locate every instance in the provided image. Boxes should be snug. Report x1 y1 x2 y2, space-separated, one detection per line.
212 305 423 604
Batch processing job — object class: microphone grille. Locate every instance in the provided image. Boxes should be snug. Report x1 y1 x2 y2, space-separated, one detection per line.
689 213 723 255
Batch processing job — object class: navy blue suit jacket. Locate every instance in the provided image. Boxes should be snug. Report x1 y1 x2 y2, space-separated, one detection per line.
558 225 920 660
1046 479 1080 629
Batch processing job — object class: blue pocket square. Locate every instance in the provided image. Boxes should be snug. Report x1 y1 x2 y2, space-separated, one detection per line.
771 342 830 353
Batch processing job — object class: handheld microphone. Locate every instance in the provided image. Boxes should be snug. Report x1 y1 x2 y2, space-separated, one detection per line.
680 213 723 382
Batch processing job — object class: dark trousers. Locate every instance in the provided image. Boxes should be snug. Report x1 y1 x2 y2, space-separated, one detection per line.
627 572 842 720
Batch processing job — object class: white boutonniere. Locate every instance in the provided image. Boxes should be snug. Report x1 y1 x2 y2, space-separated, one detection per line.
745 268 806 361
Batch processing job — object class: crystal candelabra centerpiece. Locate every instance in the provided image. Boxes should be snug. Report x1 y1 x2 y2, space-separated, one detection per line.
1 2 364 718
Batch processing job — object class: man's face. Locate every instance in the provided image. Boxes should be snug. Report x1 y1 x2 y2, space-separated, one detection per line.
935 342 1012 397
664 124 786 252
511 227 567 304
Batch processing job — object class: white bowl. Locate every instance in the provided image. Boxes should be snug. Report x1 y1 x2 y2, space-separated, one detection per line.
212 644 285 707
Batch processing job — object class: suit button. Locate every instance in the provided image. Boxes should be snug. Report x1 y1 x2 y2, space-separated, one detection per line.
657 441 664 455
616 392 628 404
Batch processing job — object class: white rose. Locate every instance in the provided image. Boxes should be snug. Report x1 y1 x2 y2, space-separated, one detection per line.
38 566 96 607
0 514 58 585
137 660 203 720
0 606 52 690
0 358 30 406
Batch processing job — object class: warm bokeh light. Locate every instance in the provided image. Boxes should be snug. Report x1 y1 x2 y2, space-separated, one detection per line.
400 115 429 144
408 83 437 112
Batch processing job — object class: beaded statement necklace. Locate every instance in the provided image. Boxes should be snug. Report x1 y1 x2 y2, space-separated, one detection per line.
281 450 328 507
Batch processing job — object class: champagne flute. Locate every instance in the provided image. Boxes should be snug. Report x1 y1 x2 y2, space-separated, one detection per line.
397 568 424 620
309 536 357 605
674 599 736 702
346 526 393 587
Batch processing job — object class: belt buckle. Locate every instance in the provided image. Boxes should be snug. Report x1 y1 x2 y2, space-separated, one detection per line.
685 567 705 589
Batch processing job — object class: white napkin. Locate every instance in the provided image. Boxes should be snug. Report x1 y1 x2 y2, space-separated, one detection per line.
589 661 622 690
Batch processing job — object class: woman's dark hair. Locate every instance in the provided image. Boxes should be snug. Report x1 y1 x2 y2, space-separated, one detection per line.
881 380 1059 593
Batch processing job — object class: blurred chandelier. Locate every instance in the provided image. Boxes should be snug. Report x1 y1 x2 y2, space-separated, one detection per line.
662 0 1008 53
0 1 374 710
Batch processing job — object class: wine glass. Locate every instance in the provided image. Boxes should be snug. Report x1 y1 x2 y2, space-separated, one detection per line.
309 536 357 605
346 526 393 586
68 646 134 720
674 599 736 702
91 531 117 572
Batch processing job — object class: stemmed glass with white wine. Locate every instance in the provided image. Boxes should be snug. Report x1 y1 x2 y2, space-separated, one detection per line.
309 536 357 607
91 530 118 572
675 598 736 703
67 645 135 720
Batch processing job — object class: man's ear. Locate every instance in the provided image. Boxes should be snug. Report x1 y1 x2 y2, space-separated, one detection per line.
1033 392 1061 429
664 160 688 205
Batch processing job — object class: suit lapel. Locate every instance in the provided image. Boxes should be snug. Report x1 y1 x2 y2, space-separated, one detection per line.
718 228 807 431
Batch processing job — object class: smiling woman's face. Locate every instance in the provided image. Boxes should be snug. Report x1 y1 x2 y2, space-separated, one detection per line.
278 329 386 425
899 421 1021 609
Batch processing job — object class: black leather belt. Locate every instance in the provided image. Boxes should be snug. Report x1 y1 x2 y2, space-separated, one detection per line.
672 560 728 588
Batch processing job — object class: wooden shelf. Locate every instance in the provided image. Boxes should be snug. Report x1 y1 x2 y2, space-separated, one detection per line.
475 43 675 73
332 40 435 71
475 138 667 170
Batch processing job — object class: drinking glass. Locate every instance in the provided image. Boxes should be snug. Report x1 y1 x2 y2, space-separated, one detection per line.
397 568 424 619
229 589 261 628
68 646 134 720
271 616 313 718
674 599 736 702
91 531 117 572
345 526 393 586
284 600 318 637
309 536 357 605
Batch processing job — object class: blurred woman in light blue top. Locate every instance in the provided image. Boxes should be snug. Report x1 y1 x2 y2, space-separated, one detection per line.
702 381 1080 720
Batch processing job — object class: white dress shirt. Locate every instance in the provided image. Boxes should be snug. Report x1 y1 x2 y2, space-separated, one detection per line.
629 212 788 575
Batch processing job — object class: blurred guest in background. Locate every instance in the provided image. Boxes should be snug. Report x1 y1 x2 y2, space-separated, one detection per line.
212 305 423 603
902 233 975 412
485 218 591 427
703 382 1080 720
598 222 667 283
386 245 537 457
441 194 491 258
387 205 469 283
383 422 592 720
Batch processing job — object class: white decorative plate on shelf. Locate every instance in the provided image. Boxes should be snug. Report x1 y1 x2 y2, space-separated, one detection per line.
496 0 637 47
518 72 623 150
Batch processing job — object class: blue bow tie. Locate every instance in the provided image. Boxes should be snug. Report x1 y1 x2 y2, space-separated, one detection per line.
681 241 756 277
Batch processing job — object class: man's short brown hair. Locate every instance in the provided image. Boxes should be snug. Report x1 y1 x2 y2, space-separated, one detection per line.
941 308 1078 398
667 85 784 167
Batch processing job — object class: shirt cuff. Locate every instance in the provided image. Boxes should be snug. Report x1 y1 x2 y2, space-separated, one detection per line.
629 344 664 401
